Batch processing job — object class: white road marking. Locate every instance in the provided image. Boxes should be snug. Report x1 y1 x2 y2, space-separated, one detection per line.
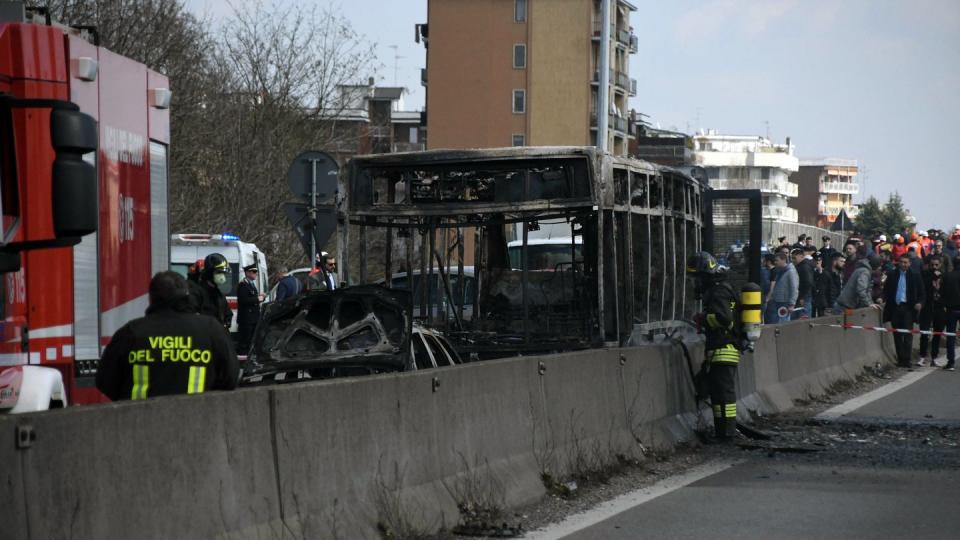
525 459 741 540
815 368 936 421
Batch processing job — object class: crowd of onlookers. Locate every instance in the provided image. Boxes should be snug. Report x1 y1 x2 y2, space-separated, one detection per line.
759 226 960 371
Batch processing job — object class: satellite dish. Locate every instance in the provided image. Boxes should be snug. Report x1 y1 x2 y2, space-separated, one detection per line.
287 150 339 203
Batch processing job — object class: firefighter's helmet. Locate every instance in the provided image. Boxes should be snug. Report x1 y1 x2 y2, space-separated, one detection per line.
203 253 230 274
686 251 719 275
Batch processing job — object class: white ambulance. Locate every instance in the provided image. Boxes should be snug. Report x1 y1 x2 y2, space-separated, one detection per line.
170 234 269 332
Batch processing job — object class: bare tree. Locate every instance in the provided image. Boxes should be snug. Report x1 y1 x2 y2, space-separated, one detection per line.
175 0 379 269
35 0 380 270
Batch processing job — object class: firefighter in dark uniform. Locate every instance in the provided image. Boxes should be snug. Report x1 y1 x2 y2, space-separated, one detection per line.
687 251 741 441
189 252 233 329
235 263 264 354
96 271 238 400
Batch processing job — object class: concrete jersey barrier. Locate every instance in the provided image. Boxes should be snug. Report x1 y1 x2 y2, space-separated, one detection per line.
0 308 892 539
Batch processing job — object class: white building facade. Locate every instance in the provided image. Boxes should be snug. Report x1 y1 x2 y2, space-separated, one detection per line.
691 131 800 223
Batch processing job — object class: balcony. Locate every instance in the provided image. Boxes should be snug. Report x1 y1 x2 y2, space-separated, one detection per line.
629 33 638 53
613 115 627 133
391 142 425 153
369 125 391 138
762 205 798 222
420 68 427 86
589 113 628 133
709 178 799 198
617 29 631 47
629 78 637 96
615 71 630 93
694 150 799 171
592 68 614 85
819 180 859 194
819 203 859 218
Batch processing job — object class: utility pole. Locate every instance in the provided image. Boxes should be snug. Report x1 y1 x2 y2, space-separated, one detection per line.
597 0 611 152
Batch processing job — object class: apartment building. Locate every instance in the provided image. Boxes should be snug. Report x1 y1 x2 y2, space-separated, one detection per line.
323 82 427 163
790 159 859 228
420 0 638 155
690 130 800 223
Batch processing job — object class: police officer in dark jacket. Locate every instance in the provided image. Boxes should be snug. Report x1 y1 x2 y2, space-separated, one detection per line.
793 247 816 319
189 252 233 329
687 251 741 441
96 272 238 400
236 263 264 354
939 257 960 371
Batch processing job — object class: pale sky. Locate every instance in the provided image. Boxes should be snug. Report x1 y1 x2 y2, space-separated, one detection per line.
185 0 960 230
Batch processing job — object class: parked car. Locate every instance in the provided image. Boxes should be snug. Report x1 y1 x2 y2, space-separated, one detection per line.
377 267 476 321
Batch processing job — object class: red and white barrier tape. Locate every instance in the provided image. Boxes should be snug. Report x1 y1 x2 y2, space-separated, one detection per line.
808 323 959 337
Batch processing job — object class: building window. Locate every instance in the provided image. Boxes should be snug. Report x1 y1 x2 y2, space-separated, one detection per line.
513 44 526 69
512 134 525 147
409 127 418 144
515 0 526 22
512 89 526 113
760 167 770 180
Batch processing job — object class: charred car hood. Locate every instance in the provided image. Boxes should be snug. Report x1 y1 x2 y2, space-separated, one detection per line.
242 285 411 382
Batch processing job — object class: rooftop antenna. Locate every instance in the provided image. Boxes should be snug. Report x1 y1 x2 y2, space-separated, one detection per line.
859 163 868 202
764 120 770 141
388 45 405 86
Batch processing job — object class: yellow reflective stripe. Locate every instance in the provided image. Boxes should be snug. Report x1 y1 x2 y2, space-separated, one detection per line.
706 313 719 328
187 366 207 395
197 366 206 393
741 291 761 305
131 364 149 400
713 404 721 416
724 404 737 418
187 366 197 394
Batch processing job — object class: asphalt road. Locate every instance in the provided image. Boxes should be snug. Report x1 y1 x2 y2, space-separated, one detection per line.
545 368 960 540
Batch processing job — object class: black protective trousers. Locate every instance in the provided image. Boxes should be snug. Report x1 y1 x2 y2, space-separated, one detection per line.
708 362 738 439
891 303 916 366
919 305 947 360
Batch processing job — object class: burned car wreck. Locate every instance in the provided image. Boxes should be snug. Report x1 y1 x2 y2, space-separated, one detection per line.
241 285 413 385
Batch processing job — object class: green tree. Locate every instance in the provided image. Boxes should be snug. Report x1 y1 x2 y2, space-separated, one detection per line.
855 192 912 237
881 192 911 236
854 196 884 235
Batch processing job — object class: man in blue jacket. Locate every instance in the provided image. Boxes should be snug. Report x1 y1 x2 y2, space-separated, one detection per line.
273 265 302 301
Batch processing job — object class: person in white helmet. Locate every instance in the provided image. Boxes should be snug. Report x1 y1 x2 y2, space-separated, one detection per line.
875 234 892 256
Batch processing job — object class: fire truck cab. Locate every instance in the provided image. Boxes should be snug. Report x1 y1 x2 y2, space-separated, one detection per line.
170 233 269 333
0 4 171 410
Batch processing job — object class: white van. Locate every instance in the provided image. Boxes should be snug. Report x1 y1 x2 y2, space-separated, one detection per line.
170 233 269 332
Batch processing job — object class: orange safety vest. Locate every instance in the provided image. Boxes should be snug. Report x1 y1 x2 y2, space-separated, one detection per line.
906 240 924 257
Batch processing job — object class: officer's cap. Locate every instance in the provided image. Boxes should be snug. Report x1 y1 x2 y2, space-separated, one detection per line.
243 263 258 272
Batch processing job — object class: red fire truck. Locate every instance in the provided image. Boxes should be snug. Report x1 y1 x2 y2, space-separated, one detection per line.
0 7 170 408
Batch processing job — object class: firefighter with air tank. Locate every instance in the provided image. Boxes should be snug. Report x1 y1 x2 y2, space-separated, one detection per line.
686 251 762 442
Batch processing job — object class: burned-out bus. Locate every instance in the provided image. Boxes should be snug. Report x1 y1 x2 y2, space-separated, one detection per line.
341 146 706 357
